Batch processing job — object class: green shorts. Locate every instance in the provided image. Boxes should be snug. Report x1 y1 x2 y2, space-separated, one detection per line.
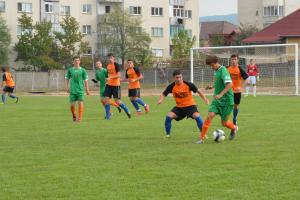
69 93 84 102
209 100 233 121
100 87 105 98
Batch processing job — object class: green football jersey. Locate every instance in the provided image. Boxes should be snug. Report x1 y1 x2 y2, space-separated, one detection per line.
65 67 88 95
213 65 234 106
95 68 108 94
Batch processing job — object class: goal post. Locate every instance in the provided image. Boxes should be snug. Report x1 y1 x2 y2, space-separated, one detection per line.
190 43 299 95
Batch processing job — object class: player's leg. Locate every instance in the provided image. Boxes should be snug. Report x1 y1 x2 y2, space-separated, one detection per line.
129 89 141 113
69 94 77 121
252 76 257 97
77 100 84 122
245 81 250 97
220 105 238 140
104 85 112 120
114 86 131 118
1 90 7 104
233 93 241 125
192 112 204 132
7 87 18 103
165 111 177 138
134 88 149 113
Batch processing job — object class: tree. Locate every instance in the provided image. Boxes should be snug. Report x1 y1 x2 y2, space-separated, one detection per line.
0 15 11 65
209 34 226 46
171 29 196 67
99 7 152 67
234 23 260 45
54 16 88 66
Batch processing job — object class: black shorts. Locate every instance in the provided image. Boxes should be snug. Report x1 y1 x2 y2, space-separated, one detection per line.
128 88 140 97
3 86 14 93
171 105 199 121
104 85 121 99
234 92 242 105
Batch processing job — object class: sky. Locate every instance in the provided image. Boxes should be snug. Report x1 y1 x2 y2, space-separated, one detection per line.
199 0 237 17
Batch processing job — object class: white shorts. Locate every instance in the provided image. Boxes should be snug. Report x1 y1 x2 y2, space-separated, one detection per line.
249 76 257 85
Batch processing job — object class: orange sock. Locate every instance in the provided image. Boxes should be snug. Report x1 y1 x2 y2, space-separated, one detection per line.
71 105 76 118
78 104 84 120
200 118 211 140
110 100 119 107
224 120 235 130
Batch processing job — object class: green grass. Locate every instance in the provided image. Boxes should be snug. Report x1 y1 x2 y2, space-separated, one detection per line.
0 95 300 200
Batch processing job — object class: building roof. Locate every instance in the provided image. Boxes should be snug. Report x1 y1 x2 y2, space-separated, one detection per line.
243 9 300 43
200 21 238 40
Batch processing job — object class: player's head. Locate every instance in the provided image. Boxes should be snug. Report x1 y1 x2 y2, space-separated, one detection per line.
127 59 134 68
173 70 183 84
73 56 81 67
230 54 239 66
250 59 255 65
1 67 6 73
107 53 115 63
206 55 220 70
95 59 102 69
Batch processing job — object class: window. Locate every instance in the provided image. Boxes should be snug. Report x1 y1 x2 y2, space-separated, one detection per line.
61 5 70 15
184 10 192 18
263 5 284 17
151 7 163 16
256 10 259 16
173 5 184 17
82 4 92 14
170 25 184 37
105 6 110 13
45 2 53 13
152 49 163 57
83 47 92 55
0 1 5 12
83 25 92 35
17 3 32 13
151 27 163 37
170 0 185 6
17 25 32 36
129 6 141 15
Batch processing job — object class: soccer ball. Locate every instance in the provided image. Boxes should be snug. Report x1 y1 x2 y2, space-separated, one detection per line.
212 129 226 142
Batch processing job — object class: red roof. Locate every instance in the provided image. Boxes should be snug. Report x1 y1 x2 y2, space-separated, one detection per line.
200 21 238 40
243 9 300 43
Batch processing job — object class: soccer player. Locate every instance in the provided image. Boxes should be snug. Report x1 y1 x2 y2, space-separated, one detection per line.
197 55 238 144
125 59 149 115
1 66 19 104
104 53 131 119
65 56 90 122
245 59 259 97
227 54 249 125
92 59 121 114
158 70 209 138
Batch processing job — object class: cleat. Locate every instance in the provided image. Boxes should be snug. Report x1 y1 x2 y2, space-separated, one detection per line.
229 125 238 140
15 97 19 103
73 116 77 122
117 106 122 113
136 111 143 116
126 112 131 119
233 119 237 125
144 104 150 113
166 134 170 138
196 139 204 144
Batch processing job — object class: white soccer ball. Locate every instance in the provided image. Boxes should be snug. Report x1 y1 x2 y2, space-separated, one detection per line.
212 129 226 142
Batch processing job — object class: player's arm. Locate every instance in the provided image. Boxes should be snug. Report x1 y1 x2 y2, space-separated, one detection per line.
1 74 6 88
187 82 209 104
197 89 210 105
158 83 174 104
131 67 143 82
107 63 121 80
64 71 70 93
84 80 90 95
239 66 249 80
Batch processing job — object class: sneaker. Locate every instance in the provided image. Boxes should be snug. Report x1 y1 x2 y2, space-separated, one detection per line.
126 112 131 119
233 119 237 125
144 104 150 113
229 125 238 140
196 139 204 144
15 97 19 103
117 106 122 113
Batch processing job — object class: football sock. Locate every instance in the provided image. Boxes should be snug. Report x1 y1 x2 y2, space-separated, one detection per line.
71 105 76 118
246 86 250 95
78 104 83 120
253 86 257 96
105 104 111 119
200 118 211 140
165 116 172 135
130 99 140 111
1 94 6 103
120 103 130 114
224 120 235 130
233 108 239 124
136 98 146 107
110 100 119 107
9 94 17 99
195 116 204 131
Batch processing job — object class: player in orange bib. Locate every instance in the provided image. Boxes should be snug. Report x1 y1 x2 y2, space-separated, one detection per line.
227 54 249 125
125 59 149 115
1 66 19 104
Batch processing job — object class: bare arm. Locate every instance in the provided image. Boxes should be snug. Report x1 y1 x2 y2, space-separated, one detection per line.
65 79 69 93
84 80 90 95
158 94 165 104
214 82 233 100
197 89 209 105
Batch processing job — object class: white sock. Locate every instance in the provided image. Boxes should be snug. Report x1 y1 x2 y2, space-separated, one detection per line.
253 86 256 96
246 86 250 95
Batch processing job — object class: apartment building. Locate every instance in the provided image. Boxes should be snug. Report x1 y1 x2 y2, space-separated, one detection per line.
97 0 199 58
238 0 300 29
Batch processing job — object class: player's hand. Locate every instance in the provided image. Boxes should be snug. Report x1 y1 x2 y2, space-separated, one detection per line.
214 94 222 100
204 98 210 105
157 99 163 105
257 75 260 81
66 88 69 93
205 85 213 90
86 90 90 95
92 79 97 83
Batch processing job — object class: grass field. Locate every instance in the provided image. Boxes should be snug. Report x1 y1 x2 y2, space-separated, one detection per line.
0 95 300 200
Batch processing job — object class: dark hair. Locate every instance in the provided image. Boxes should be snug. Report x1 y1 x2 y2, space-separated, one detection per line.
173 70 182 77
95 59 102 63
206 55 219 65
1 67 5 73
127 59 133 62
107 53 114 57
73 56 80 61
231 54 239 59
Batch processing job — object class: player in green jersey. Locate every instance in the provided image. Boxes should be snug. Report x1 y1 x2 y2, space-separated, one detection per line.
65 56 90 122
92 59 121 114
197 55 238 144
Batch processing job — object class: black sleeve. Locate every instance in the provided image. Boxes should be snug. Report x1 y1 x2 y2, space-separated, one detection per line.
125 69 129 79
239 66 249 80
185 81 198 93
114 62 121 72
2 74 6 81
133 67 141 76
162 82 175 96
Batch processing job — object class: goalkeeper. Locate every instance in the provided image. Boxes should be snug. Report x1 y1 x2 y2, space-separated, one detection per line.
92 59 121 115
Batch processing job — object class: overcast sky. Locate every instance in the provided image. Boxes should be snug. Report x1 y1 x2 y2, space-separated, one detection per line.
199 0 237 16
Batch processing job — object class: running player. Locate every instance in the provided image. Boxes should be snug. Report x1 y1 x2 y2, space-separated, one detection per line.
197 55 238 144
245 59 259 97
1 66 19 104
158 70 209 138
65 56 90 122
125 59 149 115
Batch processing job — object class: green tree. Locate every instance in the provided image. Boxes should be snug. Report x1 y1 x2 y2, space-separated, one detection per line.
210 34 226 46
99 7 152 67
0 15 11 65
234 23 260 45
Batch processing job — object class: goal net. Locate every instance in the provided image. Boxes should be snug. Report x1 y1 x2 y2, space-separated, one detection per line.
190 44 299 95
